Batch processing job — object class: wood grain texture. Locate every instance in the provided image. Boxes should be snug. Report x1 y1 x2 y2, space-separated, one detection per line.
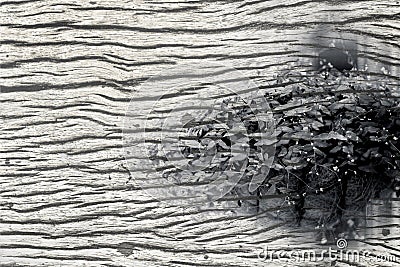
1 0 400 266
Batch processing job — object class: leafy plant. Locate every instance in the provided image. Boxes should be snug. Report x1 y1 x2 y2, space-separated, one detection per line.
158 64 400 240
267 67 400 233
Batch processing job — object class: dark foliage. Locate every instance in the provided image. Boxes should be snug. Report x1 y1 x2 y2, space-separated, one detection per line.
267 67 400 230
163 65 400 239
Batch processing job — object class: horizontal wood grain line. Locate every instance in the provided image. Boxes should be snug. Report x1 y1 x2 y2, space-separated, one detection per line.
70 5 201 13
0 81 136 93
0 0 40 6
0 254 111 262
0 188 72 198
0 40 223 50
248 0 314 15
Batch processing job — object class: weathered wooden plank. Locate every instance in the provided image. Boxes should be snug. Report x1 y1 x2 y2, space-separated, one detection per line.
1 0 399 266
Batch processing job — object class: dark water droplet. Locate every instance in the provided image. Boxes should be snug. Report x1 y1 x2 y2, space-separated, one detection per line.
318 48 354 72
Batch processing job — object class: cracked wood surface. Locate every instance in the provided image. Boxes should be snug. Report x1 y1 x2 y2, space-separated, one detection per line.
1 0 400 266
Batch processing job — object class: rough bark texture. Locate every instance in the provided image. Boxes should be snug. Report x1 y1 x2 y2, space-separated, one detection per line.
0 1 399 266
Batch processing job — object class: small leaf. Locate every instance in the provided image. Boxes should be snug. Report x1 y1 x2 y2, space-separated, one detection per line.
278 147 288 157
311 120 324 130
313 131 347 141
345 131 358 142
313 147 326 157
272 163 284 170
329 146 341 154
314 140 330 148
